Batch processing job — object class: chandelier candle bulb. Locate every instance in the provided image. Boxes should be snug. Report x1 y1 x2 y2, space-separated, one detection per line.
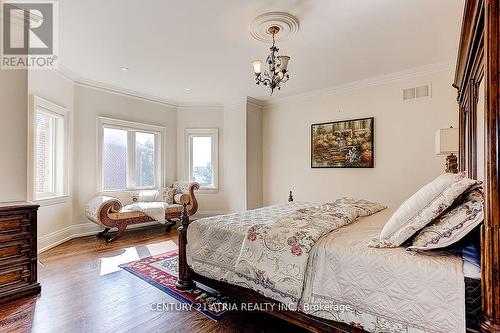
252 60 262 74
279 56 290 70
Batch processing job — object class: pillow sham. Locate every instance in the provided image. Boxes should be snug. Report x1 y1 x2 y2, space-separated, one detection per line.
157 187 177 205
369 173 479 248
138 190 159 202
407 188 483 251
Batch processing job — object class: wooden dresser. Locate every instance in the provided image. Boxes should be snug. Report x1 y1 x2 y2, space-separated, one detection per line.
0 202 40 303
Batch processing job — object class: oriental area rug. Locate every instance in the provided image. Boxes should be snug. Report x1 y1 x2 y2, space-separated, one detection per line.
119 250 233 321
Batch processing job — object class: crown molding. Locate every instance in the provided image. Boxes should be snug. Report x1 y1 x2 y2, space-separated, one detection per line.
74 78 179 108
56 67 222 109
176 102 224 110
55 60 453 110
224 96 265 109
54 66 79 81
247 96 265 108
263 60 455 107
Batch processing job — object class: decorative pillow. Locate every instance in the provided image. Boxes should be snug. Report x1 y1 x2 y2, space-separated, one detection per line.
407 188 483 251
334 197 387 217
138 190 158 203
157 187 177 205
369 173 480 248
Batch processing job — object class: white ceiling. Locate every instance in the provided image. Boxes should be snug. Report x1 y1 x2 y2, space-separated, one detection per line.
59 0 464 104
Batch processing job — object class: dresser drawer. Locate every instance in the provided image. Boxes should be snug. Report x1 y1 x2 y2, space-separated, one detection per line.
0 264 31 293
0 239 31 264
0 214 31 236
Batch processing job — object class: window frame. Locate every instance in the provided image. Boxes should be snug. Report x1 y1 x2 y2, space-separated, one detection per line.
28 95 69 203
97 117 166 193
185 128 219 192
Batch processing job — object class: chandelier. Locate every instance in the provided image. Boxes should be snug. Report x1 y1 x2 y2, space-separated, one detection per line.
251 26 290 95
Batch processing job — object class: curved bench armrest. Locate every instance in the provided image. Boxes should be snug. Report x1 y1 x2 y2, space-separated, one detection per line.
85 196 123 225
173 193 190 205
172 182 200 215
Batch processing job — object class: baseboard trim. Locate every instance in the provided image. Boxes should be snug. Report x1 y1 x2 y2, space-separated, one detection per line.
38 211 228 253
38 226 73 253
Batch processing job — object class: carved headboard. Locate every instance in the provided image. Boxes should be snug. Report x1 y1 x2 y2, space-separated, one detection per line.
453 0 500 331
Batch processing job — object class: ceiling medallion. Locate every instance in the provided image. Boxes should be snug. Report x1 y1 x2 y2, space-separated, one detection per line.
250 13 298 95
250 12 299 42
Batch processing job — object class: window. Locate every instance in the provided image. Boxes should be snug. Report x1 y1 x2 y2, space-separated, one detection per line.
185 129 218 190
98 117 165 192
28 96 68 201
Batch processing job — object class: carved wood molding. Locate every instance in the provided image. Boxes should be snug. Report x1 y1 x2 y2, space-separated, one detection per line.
455 0 500 331
482 0 500 330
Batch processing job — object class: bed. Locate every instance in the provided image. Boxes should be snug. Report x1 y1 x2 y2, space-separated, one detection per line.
176 0 500 332
187 204 469 332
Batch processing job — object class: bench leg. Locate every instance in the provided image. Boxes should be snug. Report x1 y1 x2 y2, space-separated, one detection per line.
107 225 126 243
97 228 111 238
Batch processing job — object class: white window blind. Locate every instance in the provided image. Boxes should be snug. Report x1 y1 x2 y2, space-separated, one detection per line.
35 112 56 196
29 96 69 201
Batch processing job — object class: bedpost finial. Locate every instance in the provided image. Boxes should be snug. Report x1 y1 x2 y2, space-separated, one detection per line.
288 190 294 202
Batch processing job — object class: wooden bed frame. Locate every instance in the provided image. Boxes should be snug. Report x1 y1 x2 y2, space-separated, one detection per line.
176 1 500 331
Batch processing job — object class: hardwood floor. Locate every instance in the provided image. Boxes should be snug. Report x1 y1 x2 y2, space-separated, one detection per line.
0 225 307 333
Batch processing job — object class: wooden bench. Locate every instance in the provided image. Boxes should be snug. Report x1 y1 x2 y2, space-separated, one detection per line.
85 182 199 242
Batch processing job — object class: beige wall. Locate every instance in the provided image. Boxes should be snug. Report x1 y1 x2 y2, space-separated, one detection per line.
263 69 458 208
246 102 263 209
0 70 28 202
223 103 247 212
28 70 75 242
72 85 178 226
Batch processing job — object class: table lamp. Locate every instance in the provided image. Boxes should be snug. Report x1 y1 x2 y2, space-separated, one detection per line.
435 127 459 173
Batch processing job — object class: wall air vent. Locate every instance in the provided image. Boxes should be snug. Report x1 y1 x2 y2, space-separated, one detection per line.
402 83 432 101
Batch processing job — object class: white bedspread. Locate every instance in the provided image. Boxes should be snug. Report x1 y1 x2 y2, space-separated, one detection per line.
301 208 465 333
123 202 167 223
187 203 466 333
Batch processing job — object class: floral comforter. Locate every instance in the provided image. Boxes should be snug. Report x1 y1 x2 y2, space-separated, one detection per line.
231 199 386 308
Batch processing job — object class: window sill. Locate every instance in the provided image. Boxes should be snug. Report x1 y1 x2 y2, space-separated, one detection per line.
197 187 219 194
34 195 69 207
97 188 158 195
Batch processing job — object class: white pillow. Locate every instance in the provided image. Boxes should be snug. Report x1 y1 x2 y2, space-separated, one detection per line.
369 173 479 248
138 190 159 202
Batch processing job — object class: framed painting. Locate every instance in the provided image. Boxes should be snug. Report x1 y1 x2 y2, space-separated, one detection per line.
311 117 374 168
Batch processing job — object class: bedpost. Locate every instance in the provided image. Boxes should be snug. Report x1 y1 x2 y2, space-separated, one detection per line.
481 1 500 331
176 201 195 291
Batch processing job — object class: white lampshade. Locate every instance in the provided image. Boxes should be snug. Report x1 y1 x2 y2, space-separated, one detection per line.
435 127 459 155
252 60 262 74
279 55 290 70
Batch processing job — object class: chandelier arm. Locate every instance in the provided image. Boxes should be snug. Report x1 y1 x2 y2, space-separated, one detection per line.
255 75 271 86
281 73 290 84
